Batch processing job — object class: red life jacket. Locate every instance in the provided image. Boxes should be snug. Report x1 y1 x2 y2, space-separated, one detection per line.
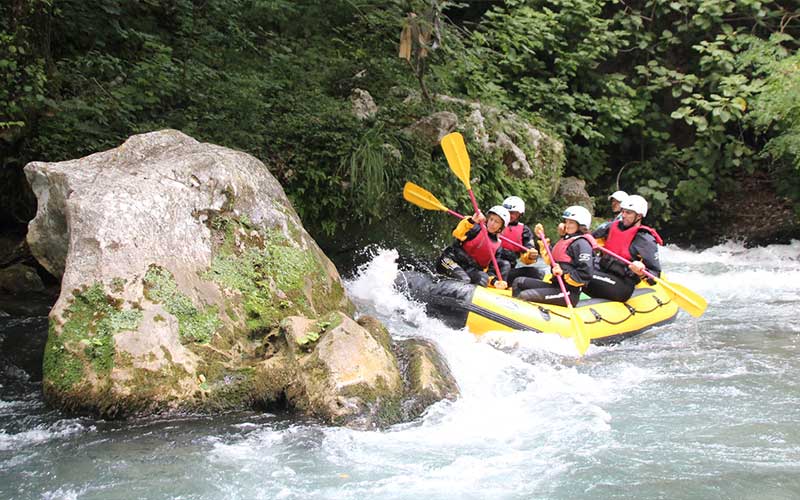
605 222 663 260
500 222 525 251
461 229 501 268
551 233 597 264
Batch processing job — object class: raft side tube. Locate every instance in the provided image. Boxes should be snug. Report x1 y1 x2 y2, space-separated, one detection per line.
394 271 476 329
396 272 679 344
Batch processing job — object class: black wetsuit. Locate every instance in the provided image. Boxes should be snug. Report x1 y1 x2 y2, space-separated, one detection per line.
511 233 594 307
498 222 544 284
586 222 662 302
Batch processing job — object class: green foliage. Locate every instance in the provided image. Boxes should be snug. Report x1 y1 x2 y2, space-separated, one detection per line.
448 0 800 233
342 124 399 219
3 0 798 241
450 0 633 181
0 1 49 145
749 48 800 171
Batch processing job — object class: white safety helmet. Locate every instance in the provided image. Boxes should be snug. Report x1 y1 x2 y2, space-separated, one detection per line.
562 205 592 228
608 190 628 203
620 194 648 217
487 205 510 227
502 196 525 214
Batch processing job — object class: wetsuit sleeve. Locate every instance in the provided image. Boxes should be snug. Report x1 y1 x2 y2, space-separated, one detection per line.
521 224 535 250
452 217 477 241
592 221 611 240
563 237 594 287
631 232 661 279
497 247 518 263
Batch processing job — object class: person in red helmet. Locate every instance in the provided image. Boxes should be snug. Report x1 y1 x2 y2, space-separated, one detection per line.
435 205 511 289
512 206 595 306
586 195 663 302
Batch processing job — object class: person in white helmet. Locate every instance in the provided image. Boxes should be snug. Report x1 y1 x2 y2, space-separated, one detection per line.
586 194 663 302
608 190 628 216
511 205 595 306
435 205 511 289
498 196 543 283
592 190 628 237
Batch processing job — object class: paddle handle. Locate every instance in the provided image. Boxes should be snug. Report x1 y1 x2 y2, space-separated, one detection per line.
466 189 504 281
536 230 575 310
596 246 656 281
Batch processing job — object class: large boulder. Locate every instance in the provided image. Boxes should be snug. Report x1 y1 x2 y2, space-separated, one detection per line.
25 130 457 425
557 176 594 214
25 130 442 421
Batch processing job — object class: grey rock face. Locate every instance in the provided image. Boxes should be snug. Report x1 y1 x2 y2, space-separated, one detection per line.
406 111 459 148
351 88 378 120
24 130 352 416
557 176 594 214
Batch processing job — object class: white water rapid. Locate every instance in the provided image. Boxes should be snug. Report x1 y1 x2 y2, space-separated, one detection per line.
1 242 799 499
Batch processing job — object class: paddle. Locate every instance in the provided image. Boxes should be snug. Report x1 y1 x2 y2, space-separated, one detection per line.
595 246 707 318
440 132 505 282
403 182 531 253
536 229 591 356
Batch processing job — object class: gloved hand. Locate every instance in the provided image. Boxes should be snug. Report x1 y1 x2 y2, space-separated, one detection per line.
564 273 583 288
520 249 539 265
534 223 545 237
537 239 551 265
492 279 508 290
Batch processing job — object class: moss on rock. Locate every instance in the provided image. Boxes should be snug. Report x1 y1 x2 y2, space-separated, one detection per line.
203 215 350 334
143 265 221 343
43 282 143 398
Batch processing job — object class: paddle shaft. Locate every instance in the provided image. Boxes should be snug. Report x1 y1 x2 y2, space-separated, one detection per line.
535 230 575 309
596 243 707 317
596 246 657 280
536 229 590 354
466 189 504 281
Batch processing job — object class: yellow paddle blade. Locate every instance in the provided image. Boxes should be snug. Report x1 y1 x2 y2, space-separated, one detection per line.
656 277 708 318
441 132 472 190
569 307 590 355
403 182 449 212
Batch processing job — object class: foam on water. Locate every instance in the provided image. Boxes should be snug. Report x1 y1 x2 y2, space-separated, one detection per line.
0 419 91 451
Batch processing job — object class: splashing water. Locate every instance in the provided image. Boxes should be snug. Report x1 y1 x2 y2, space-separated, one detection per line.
2 242 800 499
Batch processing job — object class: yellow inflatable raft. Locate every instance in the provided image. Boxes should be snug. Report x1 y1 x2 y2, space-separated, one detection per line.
398 272 679 345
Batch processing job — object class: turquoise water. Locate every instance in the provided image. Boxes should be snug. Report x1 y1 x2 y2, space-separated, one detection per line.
2 242 799 499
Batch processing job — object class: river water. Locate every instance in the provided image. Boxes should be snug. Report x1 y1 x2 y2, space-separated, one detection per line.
1 242 799 499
